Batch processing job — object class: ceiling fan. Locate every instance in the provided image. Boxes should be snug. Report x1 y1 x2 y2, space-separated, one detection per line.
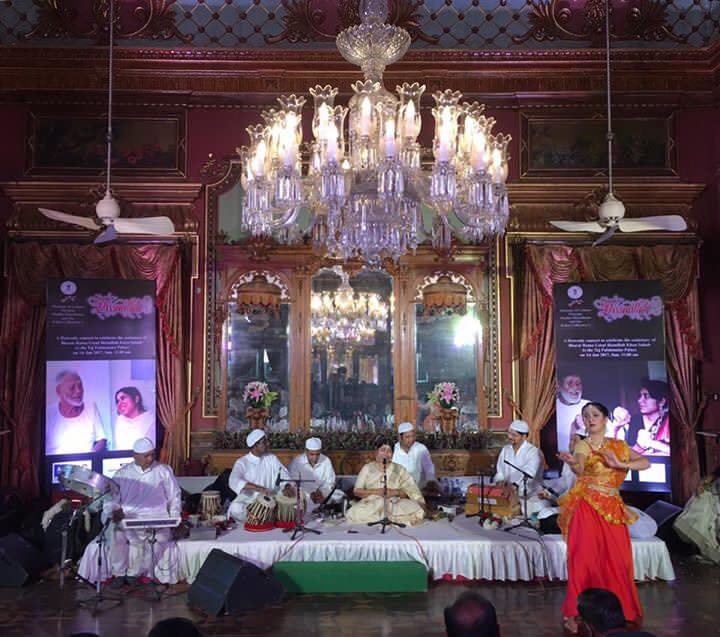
549 0 687 246
38 0 174 244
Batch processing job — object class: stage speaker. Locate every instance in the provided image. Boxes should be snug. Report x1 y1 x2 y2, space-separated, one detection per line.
187 549 285 616
0 533 51 586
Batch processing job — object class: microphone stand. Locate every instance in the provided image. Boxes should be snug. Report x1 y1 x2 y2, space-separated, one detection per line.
313 479 343 516
502 459 538 534
368 459 406 534
279 476 321 541
465 468 495 523
76 517 123 616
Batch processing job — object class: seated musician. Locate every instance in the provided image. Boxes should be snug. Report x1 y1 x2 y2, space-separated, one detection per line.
228 429 295 522
392 422 441 496
346 437 425 526
77 437 182 584
493 420 544 514
289 437 343 508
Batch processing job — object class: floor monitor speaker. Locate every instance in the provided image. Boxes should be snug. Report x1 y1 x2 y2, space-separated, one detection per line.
0 533 50 586
187 548 285 615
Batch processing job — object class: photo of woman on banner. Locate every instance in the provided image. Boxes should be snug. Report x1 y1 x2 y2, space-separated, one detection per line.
112 385 156 450
631 378 670 456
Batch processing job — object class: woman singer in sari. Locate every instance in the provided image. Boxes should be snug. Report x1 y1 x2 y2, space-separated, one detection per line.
346 437 426 526
557 401 650 634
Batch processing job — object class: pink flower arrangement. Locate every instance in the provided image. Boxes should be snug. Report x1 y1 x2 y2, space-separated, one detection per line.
428 381 459 409
242 381 278 409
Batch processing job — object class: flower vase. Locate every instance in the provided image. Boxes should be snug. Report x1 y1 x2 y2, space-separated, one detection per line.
438 406 458 433
245 406 269 430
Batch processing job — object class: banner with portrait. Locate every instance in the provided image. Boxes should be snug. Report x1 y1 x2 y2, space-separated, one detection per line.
554 280 670 493
45 279 157 473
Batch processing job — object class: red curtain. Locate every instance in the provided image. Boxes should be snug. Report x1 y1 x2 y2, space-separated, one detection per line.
0 243 187 497
519 244 702 504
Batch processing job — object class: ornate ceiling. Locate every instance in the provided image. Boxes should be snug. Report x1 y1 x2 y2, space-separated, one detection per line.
0 0 718 50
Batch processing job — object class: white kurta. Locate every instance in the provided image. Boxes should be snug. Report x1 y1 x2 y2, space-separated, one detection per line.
78 461 181 583
46 402 106 455
555 397 589 454
228 452 290 521
112 411 156 451
288 453 343 504
493 440 544 514
392 441 436 488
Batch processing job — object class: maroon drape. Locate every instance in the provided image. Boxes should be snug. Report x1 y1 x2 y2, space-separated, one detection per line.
0 243 187 497
519 244 702 504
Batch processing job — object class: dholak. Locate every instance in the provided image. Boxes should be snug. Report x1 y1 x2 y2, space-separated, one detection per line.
200 490 222 520
244 495 276 532
274 492 302 529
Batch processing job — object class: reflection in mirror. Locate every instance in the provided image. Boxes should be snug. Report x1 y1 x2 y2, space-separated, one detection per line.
310 267 394 432
225 303 290 431
415 303 481 432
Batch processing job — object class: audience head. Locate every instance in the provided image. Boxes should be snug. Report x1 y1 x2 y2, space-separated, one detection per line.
444 591 500 637
577 588 626 634
148 617 202 637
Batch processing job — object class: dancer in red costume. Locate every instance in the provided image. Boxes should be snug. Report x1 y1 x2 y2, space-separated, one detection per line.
557 401 651 634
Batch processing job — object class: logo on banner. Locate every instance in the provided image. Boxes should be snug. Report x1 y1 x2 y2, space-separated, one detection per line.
88 293 154 320
593 295 663 323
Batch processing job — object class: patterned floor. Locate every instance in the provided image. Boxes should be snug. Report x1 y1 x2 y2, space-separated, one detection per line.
0 556 717 637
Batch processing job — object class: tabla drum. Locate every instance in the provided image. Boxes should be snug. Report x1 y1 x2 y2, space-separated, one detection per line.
275 492 303 529
244 494 276 532
199 490 222 520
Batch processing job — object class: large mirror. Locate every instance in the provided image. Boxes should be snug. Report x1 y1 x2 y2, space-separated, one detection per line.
223 275 290 431
415 274 483 432
310 267 394 431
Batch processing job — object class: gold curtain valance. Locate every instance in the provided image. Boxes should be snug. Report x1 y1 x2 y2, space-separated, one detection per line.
421 275 469 316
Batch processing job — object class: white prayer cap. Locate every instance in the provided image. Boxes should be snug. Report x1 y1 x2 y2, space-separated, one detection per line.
509 420 530 434
398 422 415 435
246 429 266 448
132 437 154 453
305 437 322 451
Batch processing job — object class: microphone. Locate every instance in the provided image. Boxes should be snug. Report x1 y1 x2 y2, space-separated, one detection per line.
544 485 560 498
275 470 281 487
382 457 387 465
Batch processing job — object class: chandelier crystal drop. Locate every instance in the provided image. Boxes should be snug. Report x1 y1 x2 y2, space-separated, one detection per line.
239 0 511 264
311 268 389 347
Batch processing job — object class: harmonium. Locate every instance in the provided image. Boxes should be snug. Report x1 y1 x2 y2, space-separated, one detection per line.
464 484 520 518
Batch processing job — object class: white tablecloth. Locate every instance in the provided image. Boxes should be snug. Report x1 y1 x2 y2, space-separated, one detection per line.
177 515 675 584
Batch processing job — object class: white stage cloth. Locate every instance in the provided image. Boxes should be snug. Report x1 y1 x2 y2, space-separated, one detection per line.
178 515 675 584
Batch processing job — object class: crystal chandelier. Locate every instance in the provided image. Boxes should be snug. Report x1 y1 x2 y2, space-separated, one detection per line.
311 269 389 347
240 0 511 264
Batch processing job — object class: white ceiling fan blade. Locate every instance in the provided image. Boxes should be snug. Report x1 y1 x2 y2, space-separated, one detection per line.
114 217 175 236
618 216 688 233
592 225 618 246
549 220 605 233
39 208 100 231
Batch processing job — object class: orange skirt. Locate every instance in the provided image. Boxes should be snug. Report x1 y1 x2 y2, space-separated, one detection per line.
562 499 643 622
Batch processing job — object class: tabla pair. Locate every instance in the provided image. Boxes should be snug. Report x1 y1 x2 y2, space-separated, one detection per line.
244 492 305 532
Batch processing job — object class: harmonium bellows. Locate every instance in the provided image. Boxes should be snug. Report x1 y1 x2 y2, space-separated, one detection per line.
464 484 519 518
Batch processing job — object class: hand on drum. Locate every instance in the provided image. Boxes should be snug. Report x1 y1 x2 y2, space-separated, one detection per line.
282 484 297 499
310 489 324 504
111 508 125 523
